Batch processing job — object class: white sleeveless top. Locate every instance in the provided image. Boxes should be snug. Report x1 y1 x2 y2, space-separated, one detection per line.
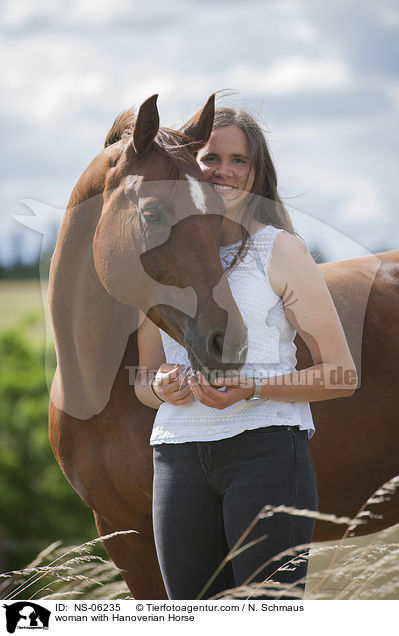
150 225 315 445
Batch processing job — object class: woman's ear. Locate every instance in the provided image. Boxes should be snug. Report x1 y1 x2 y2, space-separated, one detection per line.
179 94 215 152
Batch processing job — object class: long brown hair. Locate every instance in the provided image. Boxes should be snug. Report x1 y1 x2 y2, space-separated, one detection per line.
210 108 298 266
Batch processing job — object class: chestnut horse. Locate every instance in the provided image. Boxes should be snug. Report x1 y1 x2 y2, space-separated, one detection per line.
49 95 399 599
49 94 248 599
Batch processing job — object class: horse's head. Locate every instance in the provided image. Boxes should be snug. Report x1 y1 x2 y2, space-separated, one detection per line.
92 95 248 375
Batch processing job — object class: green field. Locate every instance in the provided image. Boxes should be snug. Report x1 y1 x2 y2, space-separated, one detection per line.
0 279 50 344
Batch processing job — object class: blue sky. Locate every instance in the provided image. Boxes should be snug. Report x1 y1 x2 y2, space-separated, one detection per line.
1 0 398 264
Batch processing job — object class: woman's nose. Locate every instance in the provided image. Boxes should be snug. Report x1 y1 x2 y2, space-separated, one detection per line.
214 161 233 177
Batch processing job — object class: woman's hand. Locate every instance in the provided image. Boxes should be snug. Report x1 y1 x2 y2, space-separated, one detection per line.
188 372 254 409
153 364 194 405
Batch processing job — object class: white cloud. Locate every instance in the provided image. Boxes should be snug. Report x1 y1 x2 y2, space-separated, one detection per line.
337 178 387 223
375 4 399 28
122 73 212 115
269 115 393 251
1 33 108 122
70 0 135 26
379 78 399 110
0 0 44 28
290 20 319 44
227 57 351 95
38 73 105 122
0 0 185 30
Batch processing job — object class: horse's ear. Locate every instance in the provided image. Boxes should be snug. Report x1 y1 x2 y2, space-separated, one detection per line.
131 94 159 154
179 94 215 152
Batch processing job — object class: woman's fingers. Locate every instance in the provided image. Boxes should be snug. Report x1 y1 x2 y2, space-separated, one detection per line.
156 365 186 393
188 375 222 407
172 384 192 399
158 364 185 383
193 372 226 398
196 371 213 394
155 365 195 403
172 391 194 405
155 367 250 407
176 366 193 390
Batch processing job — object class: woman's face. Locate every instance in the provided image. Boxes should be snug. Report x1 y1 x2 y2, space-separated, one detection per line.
196 125 255 215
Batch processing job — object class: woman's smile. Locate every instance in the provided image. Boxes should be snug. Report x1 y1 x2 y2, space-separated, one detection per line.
197 125 254 211
211 183 237 193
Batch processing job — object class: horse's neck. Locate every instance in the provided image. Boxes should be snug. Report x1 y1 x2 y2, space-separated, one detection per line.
49 200 138 420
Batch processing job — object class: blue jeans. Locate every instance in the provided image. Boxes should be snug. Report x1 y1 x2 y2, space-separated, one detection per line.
152 426 318 600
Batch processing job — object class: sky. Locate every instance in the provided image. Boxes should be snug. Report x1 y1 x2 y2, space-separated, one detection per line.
1 0 398 264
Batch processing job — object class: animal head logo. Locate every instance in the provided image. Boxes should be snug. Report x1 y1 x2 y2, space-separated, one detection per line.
3 602 50 633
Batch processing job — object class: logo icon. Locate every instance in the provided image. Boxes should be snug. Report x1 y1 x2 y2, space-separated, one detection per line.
3 602 50 633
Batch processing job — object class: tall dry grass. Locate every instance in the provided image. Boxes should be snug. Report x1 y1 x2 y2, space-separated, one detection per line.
0 531 134 601
1 476 398 601
208 474 399 600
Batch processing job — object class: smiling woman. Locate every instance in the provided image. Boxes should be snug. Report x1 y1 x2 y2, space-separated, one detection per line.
135 105 357 601
197 108 297 265
196 125 255 227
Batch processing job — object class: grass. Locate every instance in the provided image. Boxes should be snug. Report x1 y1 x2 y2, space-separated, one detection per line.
0 281 43 329
0 280 50 347
211 475 399 600
1 476 398 601
0 533 133 601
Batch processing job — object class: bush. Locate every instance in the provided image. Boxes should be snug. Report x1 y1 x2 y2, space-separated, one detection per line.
0 321 95 573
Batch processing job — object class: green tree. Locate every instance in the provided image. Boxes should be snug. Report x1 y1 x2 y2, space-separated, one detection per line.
0 320 95 573
309 244 328 264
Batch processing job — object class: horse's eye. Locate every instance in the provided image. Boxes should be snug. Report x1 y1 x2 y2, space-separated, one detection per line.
142 208 163 224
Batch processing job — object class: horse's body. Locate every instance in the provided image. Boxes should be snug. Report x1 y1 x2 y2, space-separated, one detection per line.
49 96 399 599
308 250 399 539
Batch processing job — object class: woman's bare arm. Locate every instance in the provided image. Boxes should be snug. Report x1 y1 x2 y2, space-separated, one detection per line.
260 231 358 401
191 232 357 407
135 310 193 408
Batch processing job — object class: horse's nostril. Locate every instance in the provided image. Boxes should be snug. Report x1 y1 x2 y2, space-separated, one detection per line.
213 333 224 357
206 330 248 366
207 331 224 359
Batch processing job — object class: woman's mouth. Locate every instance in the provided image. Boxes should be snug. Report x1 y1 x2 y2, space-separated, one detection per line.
211 183 236 192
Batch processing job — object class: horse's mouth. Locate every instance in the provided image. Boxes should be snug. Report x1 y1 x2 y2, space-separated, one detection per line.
186 344 246 385
186 346 208 378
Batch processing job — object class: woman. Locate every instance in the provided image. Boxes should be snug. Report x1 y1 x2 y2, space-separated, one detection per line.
134 107 357 600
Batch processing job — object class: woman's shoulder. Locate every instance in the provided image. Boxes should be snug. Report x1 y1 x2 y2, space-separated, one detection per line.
269 230 318 294
272 229 308 258
251 224 306 256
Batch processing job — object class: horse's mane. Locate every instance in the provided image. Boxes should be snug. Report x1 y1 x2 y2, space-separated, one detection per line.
104 109 137 147
104 108 195 167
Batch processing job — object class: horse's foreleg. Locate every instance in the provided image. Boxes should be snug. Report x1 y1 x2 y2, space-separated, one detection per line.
93 511 167 600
